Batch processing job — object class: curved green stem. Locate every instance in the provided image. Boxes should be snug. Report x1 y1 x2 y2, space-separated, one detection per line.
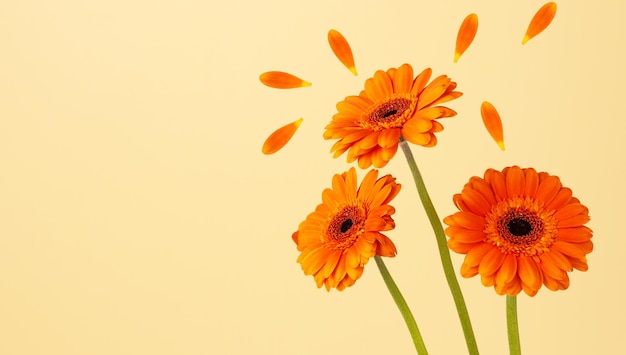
399 138 479 355
506 295 521 355
375 255 428 355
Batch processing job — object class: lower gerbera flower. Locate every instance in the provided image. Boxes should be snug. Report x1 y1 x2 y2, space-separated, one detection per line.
324 63 461 168
444 166 593 296
292 167 401 291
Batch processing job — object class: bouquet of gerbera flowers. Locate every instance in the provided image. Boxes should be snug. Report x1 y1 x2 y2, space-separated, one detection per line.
260 3 592 354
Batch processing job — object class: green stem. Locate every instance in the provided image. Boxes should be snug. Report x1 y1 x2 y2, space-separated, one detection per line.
506 295 521 355
375 255 428 355
399 138 479 355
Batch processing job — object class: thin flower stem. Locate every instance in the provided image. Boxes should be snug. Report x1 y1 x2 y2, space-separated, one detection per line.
506 295 521 355
399 138 479 355
375 255 428 355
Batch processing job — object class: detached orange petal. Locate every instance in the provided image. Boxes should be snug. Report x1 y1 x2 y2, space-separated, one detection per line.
454 13 478 63
259 71 311 89
328 29 357 76
480 101 505 150
522 2 557 44
262 118 304 154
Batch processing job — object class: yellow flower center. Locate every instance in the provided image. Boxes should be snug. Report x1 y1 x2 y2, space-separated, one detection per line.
484 197 558 256
361 94 417 130
325 205 365 249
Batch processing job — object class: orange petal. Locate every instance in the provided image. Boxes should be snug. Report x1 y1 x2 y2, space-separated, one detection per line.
328 29 357 75
505 166 525 198
262 118 304 154
291 231 299 244
495 254 518 286
480 101 505 150
401 128 431 146
259 71 311 89
517 255 542 294
375 234 398 257
522 2 557 45
454 13 478 63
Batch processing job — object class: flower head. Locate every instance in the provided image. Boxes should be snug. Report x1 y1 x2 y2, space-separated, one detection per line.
444 166 593 296
324 64 462 168
292 167 401 291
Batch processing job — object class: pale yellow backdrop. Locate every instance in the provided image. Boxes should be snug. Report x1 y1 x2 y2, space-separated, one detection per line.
1 1 624 354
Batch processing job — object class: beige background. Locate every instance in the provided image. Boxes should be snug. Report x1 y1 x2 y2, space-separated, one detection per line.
1 1 624 354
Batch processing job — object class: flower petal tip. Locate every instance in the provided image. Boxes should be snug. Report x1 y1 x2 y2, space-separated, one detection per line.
497 141 506 151
259 71 311 89
328 29 357 75
523 2 557 45
454 13 478 63
262 118 304 155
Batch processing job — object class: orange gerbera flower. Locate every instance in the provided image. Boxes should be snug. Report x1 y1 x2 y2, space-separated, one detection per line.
444 166 593 296
324 63 461 168
292 167 401 291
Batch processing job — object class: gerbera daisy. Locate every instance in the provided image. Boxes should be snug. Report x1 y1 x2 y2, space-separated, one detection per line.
444 166 593 296
292 167 401 291
324 63 462 168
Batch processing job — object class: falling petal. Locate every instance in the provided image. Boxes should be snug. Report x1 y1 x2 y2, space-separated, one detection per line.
328 29 357 76
480 101 505 150
262 118 304 154
259 71 311 89
454 13 478 63
522 2 557 45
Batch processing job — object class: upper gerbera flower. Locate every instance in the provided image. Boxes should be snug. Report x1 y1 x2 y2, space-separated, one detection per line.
324 63 462 168
292 167 401 291
444 166 593 296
